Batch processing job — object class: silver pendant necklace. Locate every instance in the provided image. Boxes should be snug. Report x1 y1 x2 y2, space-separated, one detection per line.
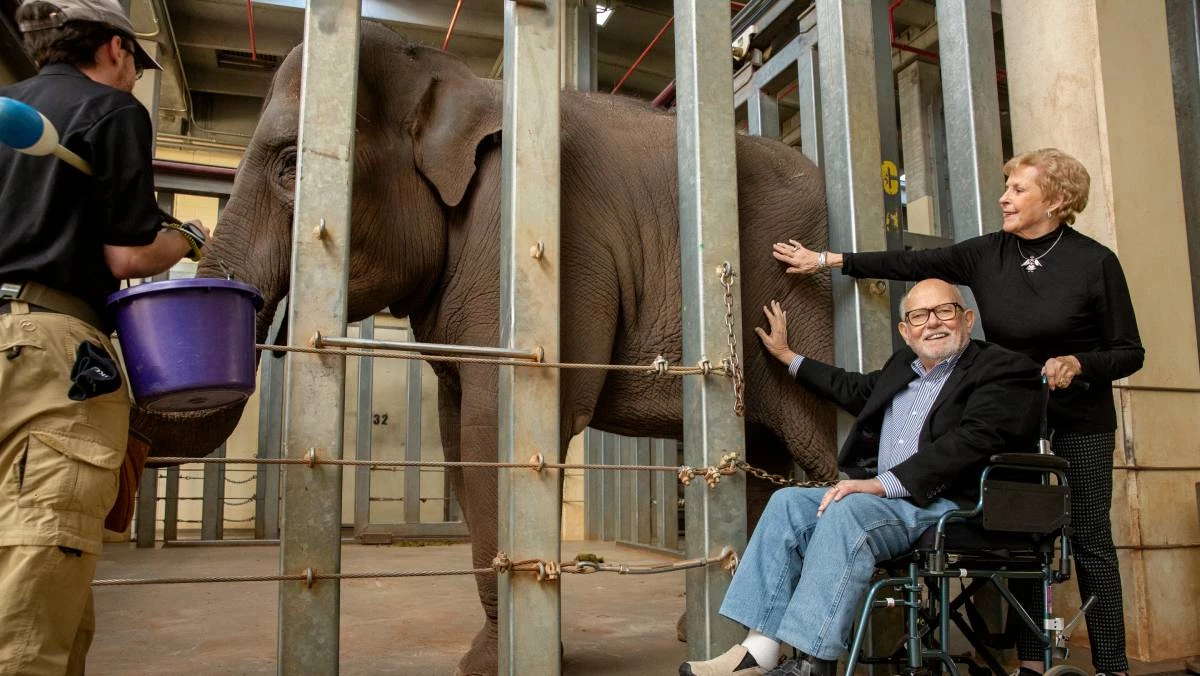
1016 229 1064 272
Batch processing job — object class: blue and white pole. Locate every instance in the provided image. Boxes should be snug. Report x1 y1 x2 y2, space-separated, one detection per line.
0 96 93 175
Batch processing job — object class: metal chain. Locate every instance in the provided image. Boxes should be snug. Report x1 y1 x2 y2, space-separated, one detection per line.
726 454 838 489
718 263 746 417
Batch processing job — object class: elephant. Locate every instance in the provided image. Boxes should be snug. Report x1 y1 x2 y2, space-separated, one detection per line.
133 22 834 676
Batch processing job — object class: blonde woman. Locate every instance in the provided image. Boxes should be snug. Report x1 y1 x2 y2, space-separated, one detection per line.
777 148 1141 676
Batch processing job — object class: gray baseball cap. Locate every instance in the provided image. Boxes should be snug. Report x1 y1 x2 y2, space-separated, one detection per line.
18 0 163 71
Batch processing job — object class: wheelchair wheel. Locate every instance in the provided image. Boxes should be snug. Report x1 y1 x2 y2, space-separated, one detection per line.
1044 665 1088 676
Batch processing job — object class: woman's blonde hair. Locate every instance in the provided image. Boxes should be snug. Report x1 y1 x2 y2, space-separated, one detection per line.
1003 148 1090 225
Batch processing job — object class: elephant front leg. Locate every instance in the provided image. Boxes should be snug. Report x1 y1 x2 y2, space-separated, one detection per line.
451 365 503 676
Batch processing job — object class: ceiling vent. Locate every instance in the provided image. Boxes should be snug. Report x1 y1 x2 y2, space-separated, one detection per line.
215 49 281 72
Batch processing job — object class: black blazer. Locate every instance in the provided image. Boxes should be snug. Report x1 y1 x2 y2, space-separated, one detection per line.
794 340 1042 507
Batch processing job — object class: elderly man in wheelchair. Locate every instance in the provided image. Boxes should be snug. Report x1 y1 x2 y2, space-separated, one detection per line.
682 279 1085 676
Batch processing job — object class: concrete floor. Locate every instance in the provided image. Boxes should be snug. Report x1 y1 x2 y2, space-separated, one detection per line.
87 540 1193 676
89 540 689 675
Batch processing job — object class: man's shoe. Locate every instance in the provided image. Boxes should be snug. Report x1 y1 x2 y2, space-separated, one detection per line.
764 655 838 676
679 645 765 675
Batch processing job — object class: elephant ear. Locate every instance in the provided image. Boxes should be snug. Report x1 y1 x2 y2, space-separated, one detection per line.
412 68 502 208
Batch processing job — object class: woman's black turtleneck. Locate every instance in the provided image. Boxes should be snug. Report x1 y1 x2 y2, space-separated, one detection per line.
842 225 1144 433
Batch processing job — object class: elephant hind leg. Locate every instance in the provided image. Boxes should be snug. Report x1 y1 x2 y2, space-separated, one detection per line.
455 622 499 676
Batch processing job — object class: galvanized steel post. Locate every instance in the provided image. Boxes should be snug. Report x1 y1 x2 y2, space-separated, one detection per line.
936 0 1004 239
498 2 562 674
673 0 749 659
353 317 374 537
278 0 360 670
816 0 892 372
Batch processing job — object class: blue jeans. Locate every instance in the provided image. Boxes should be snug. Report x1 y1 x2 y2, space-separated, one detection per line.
719 487 957 660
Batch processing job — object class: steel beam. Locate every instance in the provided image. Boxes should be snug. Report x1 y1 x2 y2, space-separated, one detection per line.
404 327 423 525
652 439 679 550
277 0 360 669
816 0 891 372
673 0 748 659
354 317 374 536
791 8 822 165
619 436 635 542
563 0 598 92
936 0 1004 239
163 466 179 542
135 468 158 548
584 428 603 540
201 443 226 541
872 0 906 345
498 2 562 674
635 437 653 545
602 432 617 540
747 90 781 139
254 320 285 541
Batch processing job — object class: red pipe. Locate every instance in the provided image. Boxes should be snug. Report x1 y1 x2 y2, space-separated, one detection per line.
650 80 676 109
245 0 257 59
443 0 463 51
887 0 1006 81
612 16 674 94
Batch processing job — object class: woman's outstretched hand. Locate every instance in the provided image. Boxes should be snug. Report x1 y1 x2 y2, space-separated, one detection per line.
772 239 822 274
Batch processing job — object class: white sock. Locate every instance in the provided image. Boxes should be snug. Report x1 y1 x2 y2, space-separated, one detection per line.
741 630 782 669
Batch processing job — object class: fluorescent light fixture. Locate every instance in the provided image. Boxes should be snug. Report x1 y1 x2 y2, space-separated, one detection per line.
597 6 614 27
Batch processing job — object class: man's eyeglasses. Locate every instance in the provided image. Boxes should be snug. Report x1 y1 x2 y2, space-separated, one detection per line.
903 302 963 327
120 40 144 80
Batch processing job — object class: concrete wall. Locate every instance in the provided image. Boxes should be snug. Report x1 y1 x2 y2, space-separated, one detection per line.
1003 0 1200 661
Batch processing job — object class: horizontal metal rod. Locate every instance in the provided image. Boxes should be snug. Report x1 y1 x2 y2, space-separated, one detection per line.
1114 384 1200 394
315 334 540 361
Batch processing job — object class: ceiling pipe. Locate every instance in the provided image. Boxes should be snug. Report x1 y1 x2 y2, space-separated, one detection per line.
650 79 675 109
642 2 751 105
443 0 463 51
245 0 258 59
611 14 673 94
888 0 1006 82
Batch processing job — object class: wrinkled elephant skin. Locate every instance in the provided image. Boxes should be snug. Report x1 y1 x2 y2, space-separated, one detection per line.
140 23 835 676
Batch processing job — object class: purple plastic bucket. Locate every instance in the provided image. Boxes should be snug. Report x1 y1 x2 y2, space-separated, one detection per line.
107 279 263 411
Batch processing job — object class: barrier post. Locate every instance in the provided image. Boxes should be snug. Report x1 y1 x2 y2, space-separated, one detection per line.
498 1 563 674
673 0 749 659
277 0 360 670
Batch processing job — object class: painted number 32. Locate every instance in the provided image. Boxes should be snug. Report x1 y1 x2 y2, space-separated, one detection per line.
372 414 389 425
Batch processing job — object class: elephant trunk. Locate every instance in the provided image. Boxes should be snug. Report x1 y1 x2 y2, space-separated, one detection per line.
131 200 290 461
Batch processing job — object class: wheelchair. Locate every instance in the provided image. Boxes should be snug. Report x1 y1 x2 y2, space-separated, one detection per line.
843 397 1091 676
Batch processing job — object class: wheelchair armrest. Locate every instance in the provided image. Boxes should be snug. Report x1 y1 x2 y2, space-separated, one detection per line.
989 453 1068 470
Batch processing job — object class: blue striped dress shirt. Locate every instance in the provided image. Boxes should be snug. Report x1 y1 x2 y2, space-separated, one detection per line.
788 347 965 498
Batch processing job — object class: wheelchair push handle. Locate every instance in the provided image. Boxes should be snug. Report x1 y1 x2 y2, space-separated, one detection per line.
1039 377 1051 453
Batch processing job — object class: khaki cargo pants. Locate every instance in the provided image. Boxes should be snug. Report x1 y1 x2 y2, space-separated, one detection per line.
0 302 129 676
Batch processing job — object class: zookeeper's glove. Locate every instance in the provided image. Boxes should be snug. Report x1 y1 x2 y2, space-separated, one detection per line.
162 218 207 261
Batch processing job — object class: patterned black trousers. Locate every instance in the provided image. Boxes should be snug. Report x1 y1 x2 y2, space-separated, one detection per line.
1014 431 1128 672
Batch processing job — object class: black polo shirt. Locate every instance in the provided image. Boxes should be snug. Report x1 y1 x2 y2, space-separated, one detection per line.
0 64 162 314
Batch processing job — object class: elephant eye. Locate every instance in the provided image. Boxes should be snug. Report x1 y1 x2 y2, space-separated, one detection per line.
272 146 297 202
277 147 297 184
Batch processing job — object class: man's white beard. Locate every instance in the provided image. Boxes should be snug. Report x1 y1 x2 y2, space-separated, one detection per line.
914 330 968 365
